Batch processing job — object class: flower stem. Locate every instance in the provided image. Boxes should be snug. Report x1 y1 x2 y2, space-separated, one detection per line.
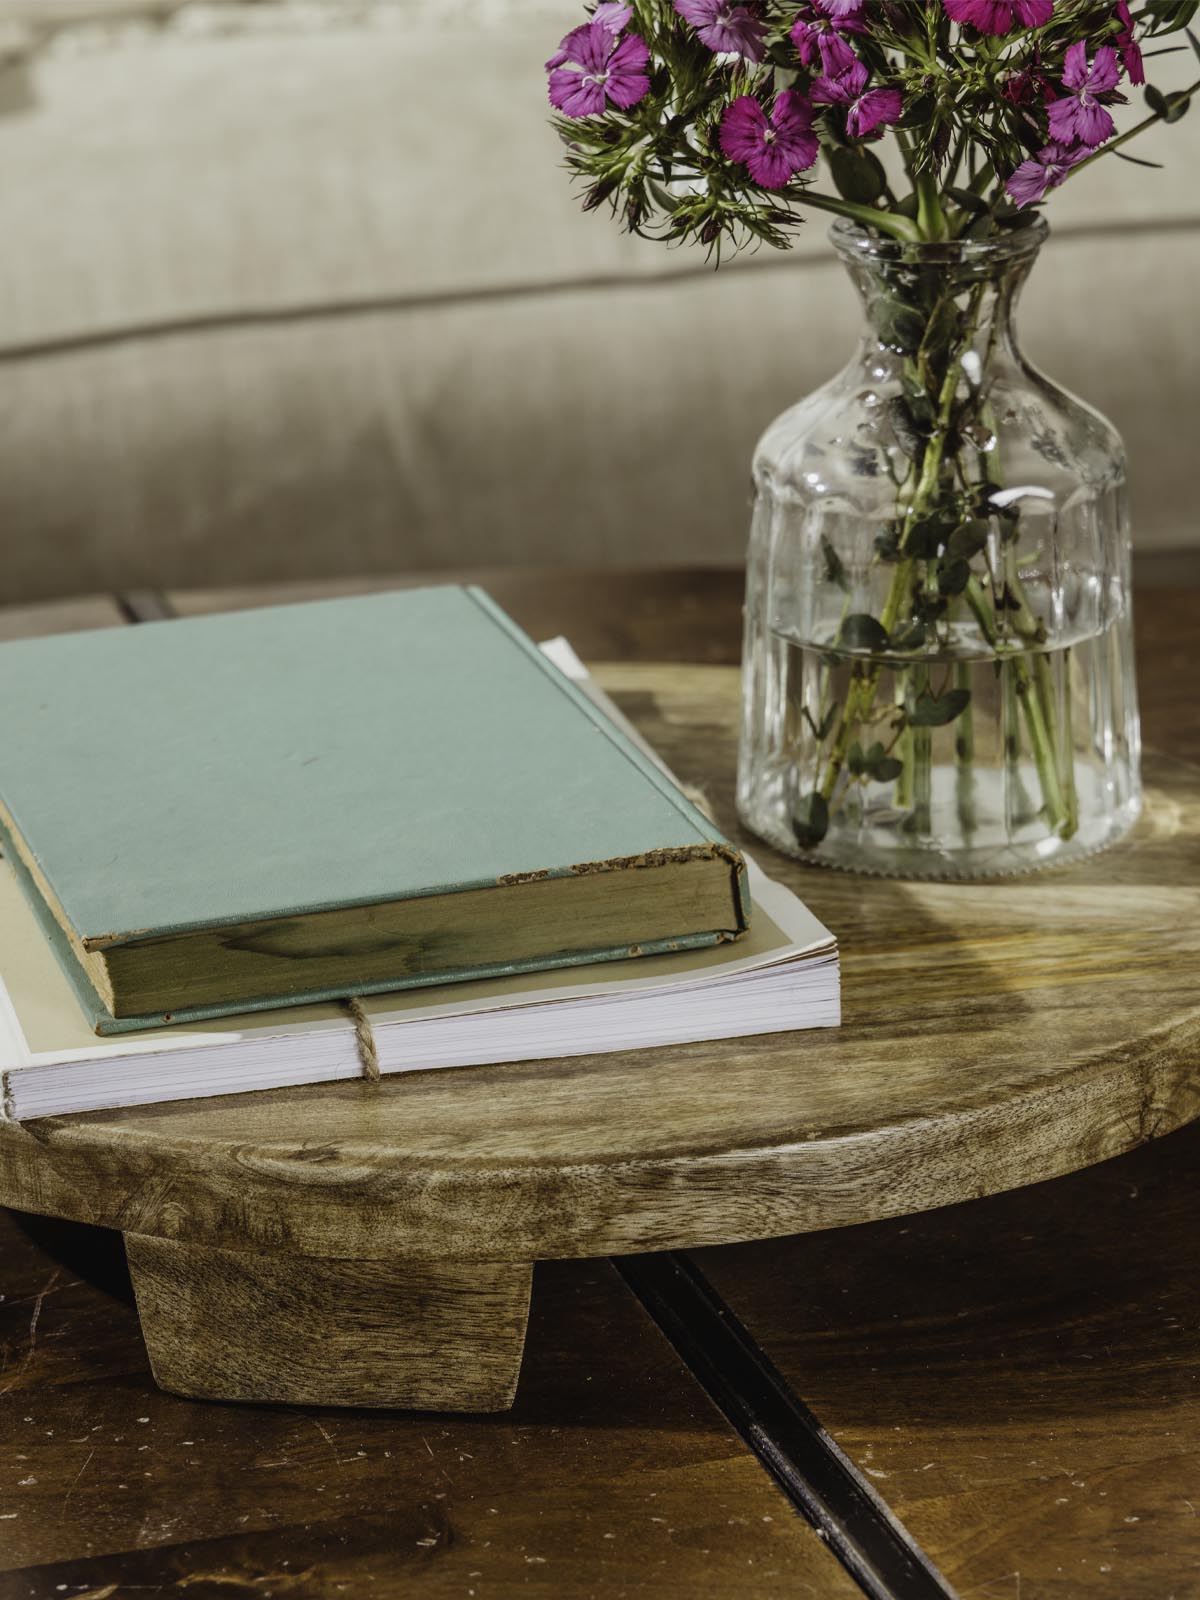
915 172 949 242
798 190 922 243
954 660 977 835
965 573 1074 836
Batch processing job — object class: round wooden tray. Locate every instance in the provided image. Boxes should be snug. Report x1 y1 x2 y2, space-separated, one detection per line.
2 663 1197 1411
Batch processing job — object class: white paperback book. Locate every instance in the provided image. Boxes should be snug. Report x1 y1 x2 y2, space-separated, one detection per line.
0 642 838 1119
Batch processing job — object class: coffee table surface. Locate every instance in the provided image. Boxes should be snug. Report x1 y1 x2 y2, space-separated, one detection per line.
1 641 1196 1269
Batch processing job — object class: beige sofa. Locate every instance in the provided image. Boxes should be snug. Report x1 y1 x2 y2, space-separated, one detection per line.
0 2 1196 603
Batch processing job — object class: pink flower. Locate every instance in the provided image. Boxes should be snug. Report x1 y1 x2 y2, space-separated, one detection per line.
1047 42 1123 148
943 0 1053 33
1113 0 1145 85
1005 140 1089 206
790 4 865 71
720 90 819 187
546 4 630 69
674 0 766 62
811 56 904 139
819 0 866 16
548 20 651 118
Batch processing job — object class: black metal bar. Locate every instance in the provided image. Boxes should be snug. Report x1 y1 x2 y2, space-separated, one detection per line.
614 1251 960 1600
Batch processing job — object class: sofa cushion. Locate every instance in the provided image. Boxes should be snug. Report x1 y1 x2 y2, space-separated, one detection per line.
0 16 1196 600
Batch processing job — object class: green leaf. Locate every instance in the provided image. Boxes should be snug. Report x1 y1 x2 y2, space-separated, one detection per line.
840 613 891 653
874 301 926 355
821 534 849 593
945 185 990 216
1144 0 1198 31
909 687 972 727
646 178 684 213
850 739 905 783
918 297 961 361
802 704 839 742
874 524 902 563
906 514 949 560
1145 83 1171 116
886 395 927 458
829 145 888 205
900 369 937 430
792 791 829 849
889 621 927 651
946 520 991 561
938 558 971 597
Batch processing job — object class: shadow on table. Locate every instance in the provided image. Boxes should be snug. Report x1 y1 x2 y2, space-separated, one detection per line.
10 1208 133 1303
695 1116 1200 1429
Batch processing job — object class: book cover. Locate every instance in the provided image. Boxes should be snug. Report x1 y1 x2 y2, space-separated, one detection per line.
0 587 749 1032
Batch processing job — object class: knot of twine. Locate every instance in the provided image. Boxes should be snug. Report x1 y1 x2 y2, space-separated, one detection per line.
343 997 381 1085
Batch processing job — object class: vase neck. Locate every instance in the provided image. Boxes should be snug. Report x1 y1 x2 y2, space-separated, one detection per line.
831 222 1045 373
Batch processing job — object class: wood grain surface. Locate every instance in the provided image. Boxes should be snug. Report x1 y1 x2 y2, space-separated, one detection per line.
0 672 1196 1265
695 1120 1200 1599
0 595 124 642
126 1238 533 1411
0 1207 859 1599
165 568 748 666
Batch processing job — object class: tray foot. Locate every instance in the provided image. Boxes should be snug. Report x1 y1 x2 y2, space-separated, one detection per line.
125 1234 532 1411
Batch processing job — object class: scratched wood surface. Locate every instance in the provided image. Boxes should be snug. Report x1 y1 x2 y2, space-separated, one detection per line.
0 1207 859 1598
0 662 1196 1265
694 1119 1200 1600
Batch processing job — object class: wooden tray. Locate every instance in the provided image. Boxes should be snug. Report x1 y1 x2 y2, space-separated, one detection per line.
1 663 1196 1412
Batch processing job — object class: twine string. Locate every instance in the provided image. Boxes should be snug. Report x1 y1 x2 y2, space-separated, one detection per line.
343 997 381 1084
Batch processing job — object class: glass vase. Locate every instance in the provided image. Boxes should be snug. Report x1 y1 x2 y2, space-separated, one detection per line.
737 218 1141 880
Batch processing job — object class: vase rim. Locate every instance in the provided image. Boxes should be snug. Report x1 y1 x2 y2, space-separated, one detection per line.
829 214 1049 267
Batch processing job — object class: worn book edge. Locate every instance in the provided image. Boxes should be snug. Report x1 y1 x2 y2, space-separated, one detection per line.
0 811 746 1036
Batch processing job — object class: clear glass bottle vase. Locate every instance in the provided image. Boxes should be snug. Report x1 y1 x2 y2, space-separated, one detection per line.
738 218 1141 880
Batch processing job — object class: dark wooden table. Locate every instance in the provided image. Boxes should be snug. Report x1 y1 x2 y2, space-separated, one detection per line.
1 570 1197 1600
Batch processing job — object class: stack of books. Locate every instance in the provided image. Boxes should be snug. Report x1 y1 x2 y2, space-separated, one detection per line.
0 587 838 1118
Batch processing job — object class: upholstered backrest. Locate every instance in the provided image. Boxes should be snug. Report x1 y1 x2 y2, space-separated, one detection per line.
0 4 1196 602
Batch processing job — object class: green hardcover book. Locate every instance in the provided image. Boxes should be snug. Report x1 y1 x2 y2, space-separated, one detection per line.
0 586 749 1035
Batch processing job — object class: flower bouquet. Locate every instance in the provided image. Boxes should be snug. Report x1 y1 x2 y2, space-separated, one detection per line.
545 0 1197 879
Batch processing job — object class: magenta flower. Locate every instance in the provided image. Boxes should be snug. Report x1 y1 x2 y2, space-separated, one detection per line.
546 4 630 69
1113 0 1145 86
811 56 904 139
1005 140 1089 206
720 90 819 187
943 0 1053 33
547 20 651 118
790 4 865 70
674 0 766 62
819 0 866 16
1047 42 1123 148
